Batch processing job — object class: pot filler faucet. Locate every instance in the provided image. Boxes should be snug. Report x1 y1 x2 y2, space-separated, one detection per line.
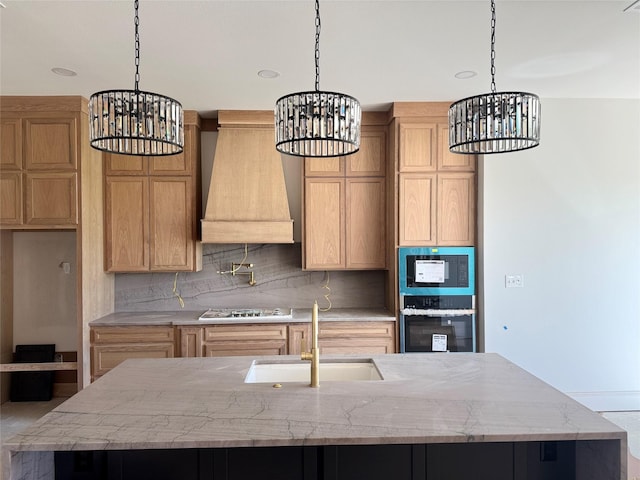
301 301 320 387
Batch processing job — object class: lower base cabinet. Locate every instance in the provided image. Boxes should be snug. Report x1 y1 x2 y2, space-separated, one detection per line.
55 441 582 480
90 326 174 381
91 321 396 380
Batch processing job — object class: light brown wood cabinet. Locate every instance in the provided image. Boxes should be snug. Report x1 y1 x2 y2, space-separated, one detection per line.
303 125 387 270
398 171 475 246
103 112 202 272
178 324 288 357
177 321 396 358
90 326 175 381
395 116 476 247
0 110 78 228
318 321 396 354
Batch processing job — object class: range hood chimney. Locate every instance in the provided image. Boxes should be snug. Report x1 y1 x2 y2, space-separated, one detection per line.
201 111 294 244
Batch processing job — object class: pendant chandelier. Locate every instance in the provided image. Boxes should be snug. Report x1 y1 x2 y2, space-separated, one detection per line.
275 0 361 158
89 0 184 156
448 0 541 154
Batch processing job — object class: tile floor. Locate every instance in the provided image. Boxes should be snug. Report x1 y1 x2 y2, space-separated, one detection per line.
1 399 639 479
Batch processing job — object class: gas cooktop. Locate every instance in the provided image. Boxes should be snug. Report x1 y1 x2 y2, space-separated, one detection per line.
198 308 292 320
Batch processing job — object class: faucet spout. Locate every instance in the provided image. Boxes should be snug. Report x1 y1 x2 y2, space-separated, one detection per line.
301 301 319 387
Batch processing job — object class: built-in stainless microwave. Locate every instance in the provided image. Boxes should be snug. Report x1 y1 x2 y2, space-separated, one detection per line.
398 246 475 296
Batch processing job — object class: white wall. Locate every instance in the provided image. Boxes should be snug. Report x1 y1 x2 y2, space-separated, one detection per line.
13 231 77 351
481 98 640 411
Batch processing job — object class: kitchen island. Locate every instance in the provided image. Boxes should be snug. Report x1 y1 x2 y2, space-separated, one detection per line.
4 353 626 480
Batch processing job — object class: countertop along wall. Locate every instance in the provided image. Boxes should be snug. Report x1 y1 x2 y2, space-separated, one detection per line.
481 98 640 412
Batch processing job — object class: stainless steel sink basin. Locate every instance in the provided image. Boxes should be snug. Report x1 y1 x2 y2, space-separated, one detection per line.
244 358 383 383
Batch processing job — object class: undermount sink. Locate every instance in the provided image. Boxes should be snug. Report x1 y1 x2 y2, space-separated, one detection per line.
244 359 383 383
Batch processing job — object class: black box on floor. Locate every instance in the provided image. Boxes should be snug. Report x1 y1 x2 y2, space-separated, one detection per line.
10 344 55 402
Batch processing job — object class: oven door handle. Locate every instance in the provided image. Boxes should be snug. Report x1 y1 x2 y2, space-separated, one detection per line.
400 308 475 317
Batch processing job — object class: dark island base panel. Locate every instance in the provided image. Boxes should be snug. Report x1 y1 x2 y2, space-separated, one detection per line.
54 440 619 480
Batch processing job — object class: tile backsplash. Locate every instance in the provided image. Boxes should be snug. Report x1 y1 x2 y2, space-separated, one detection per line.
115 243 386 312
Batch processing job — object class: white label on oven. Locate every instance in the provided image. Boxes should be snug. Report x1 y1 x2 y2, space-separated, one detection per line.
415 260 445 283
432 334 448 352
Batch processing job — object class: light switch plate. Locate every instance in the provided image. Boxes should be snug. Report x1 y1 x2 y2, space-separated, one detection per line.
505 274 524 288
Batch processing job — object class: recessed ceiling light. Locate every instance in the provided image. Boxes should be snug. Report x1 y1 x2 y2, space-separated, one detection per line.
258 69 280 79
454 70 477 80
51 67 77 77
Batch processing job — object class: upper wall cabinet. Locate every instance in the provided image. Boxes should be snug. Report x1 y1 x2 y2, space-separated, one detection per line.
303 124 387 270
390 103 477 247
0 99 80 228
103 112 202 272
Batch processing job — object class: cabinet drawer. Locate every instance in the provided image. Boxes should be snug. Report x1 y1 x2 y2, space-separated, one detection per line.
319 322 395 339
91 343 174 377
91 326 175 344
203 324 287 342
319 339 395 355
204 340 287 357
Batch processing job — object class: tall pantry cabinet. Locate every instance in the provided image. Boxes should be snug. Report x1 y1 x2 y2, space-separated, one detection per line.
384 102 477 312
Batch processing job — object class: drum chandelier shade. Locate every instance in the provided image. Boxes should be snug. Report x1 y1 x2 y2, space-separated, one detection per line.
89 1 184 156
274 0 361 158
448 0 540 155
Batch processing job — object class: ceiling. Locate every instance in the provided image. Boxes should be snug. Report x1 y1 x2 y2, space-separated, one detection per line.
1 1 639 118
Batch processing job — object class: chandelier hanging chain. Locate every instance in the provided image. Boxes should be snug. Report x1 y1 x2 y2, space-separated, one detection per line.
314 0 321 92
490 0 496 94
134 0 140 92
447 0 541 154
273 0 361 157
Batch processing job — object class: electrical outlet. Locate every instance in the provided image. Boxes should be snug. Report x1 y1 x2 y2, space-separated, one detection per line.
505 274 524 288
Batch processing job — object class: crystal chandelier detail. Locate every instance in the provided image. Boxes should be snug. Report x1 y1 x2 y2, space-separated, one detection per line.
89 0 184 156
448 0 541 154
275 0 361 157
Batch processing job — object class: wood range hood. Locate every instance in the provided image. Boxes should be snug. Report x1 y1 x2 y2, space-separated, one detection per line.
201 110 294 244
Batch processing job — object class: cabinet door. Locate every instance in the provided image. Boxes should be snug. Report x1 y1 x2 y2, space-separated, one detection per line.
178 327 204 357
399 122 436 172
304 156 344 177
24 117 77 170
149 177 194 271
24 172 77 226
1 117 22 170
346 178 386 269
288 324 311 355
304 178 345 270
105 176 149 271
346 128 386 177
398 173 436 246
437 172 475 245
104 154 148 175
437 124 475 171
0 172 22 224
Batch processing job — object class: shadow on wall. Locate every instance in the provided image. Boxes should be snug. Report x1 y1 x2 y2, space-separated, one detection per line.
114 243 386 312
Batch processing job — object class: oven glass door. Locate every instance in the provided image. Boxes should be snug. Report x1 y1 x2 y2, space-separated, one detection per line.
401 314 475 353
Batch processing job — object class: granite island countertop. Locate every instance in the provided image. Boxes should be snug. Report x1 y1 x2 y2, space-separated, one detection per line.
89 308 396 326
5 353 625 453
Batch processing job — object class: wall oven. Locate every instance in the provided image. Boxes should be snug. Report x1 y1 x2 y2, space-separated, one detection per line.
398 247 476 353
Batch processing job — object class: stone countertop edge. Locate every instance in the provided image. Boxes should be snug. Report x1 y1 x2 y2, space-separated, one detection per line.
3 353 627 454
89 308 396 326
